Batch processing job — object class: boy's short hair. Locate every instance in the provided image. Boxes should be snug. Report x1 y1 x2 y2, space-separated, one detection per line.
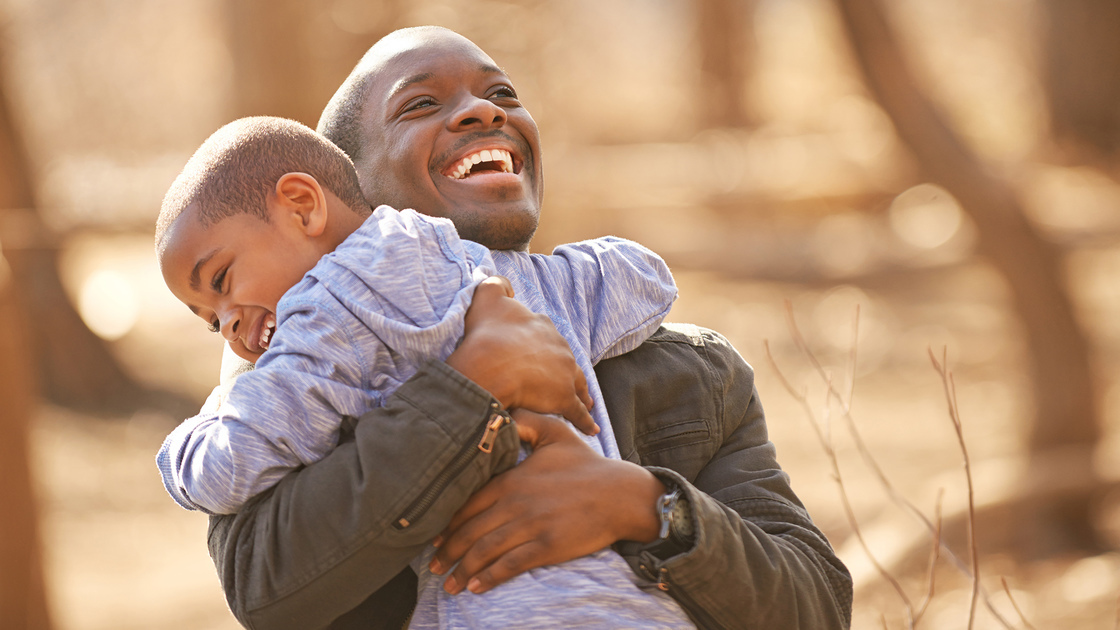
156 116 368 249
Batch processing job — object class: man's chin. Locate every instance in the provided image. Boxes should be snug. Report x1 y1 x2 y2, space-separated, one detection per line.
448 207 539 251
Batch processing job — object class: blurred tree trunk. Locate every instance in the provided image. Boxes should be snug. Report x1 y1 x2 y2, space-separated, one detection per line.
1041 0 1120 164
0 269 50 629
227 0 400 125
695 0 753 129
0 98 51 630
832 0 1102 555
0 67 144 411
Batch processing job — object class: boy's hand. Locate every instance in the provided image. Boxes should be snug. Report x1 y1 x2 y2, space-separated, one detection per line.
427 409 665 594
446 276 598 435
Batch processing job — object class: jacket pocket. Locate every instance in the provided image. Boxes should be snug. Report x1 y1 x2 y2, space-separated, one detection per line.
636 418 712 478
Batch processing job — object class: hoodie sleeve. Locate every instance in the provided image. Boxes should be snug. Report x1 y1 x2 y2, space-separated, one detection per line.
546 236 677 364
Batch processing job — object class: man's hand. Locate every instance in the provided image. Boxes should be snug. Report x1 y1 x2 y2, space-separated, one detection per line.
427 409 667 594
446 276 597 435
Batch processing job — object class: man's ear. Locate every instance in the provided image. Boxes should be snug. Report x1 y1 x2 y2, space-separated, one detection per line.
273 172 328 237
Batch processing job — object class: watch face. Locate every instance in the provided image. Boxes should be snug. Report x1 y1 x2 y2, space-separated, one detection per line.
671 496 694 541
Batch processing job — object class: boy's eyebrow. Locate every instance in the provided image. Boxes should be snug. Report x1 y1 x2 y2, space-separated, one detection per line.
189 249 220 292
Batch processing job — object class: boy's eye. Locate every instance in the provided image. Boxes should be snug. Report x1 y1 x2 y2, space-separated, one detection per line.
207 319 220 334
211 268 227 293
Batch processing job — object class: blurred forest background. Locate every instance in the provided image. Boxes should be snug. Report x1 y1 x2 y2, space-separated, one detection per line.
1 0 1119 628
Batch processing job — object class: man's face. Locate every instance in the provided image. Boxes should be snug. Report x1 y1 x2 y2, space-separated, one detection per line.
158 205 323 363
354 30 543 251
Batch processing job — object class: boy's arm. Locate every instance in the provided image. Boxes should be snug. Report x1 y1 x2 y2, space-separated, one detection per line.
547 237 677 364
159 307 374 514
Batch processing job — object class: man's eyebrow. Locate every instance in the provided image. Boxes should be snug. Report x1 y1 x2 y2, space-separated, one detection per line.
386 64 509 100
189 249 219 292
387 72 435 100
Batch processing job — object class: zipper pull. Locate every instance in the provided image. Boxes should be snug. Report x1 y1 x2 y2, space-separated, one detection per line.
478 412 508 453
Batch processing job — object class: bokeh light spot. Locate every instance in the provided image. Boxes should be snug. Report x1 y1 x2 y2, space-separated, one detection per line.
78 269 139 340
889 183 963 249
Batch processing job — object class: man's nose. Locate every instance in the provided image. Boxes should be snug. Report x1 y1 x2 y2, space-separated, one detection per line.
448 96 506 131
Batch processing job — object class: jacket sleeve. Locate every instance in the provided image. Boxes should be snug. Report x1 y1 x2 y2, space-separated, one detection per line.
206 359 520 630
604 325 853 629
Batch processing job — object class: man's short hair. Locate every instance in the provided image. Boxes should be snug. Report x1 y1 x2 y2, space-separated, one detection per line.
317 26 447 164
156 116 367 249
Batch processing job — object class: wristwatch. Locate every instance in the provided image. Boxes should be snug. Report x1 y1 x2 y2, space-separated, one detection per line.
652 485 695 557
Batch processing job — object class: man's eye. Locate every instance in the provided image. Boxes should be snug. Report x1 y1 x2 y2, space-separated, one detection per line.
404 97 436 112
207 319 220 334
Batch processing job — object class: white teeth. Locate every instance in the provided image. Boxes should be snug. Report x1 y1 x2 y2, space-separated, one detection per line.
259 315 276 349
447 149 516 180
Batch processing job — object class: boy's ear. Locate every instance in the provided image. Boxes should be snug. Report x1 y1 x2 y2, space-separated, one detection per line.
273 172 328 238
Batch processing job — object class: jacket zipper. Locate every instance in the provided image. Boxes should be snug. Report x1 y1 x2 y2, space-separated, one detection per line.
638 553 725 630
392 407 511 530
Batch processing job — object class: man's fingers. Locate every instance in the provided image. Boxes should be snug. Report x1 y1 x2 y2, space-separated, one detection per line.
441 523 542 594
432 504 520 580
459 541 549 595
576 371 593 411
562 399 597 436
435 482 502 557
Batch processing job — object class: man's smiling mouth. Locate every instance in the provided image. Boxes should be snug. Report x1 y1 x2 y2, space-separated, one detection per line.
445 148 515 180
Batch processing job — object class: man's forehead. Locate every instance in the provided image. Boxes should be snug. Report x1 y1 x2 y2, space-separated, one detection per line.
365 34 504 101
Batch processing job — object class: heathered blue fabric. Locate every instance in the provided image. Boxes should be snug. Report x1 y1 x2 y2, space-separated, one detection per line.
157 205 692 627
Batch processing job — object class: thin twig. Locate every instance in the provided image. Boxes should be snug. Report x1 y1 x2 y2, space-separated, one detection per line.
929 347 979 630
764 340 915 626
999 577 1037 630
1114 588 1119 630
913 490 944 626
781 302 1014 629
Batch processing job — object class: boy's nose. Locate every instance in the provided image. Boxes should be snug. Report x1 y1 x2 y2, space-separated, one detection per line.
448 97 506 131
219 310 241 343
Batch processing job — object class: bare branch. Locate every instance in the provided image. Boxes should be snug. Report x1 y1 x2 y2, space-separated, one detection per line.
928 347 980 630
999 577 1037 630
913 490 944 626
764 339 915 624
781 302 1013 627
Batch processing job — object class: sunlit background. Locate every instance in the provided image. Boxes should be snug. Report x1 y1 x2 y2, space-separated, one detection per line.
2 0 1119 628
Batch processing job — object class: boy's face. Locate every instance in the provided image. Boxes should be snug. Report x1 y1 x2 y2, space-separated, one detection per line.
354 30 543 251
159 204 324 363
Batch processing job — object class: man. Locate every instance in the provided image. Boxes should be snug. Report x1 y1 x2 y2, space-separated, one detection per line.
206 26 852 629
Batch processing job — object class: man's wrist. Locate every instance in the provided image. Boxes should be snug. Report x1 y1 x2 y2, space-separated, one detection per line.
610 464 668 544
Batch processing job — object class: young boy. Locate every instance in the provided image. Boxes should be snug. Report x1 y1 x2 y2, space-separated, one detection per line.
156 116 694 628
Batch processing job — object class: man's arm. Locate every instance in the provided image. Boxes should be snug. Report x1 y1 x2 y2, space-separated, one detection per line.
613 326 852 629
430 325 853 629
